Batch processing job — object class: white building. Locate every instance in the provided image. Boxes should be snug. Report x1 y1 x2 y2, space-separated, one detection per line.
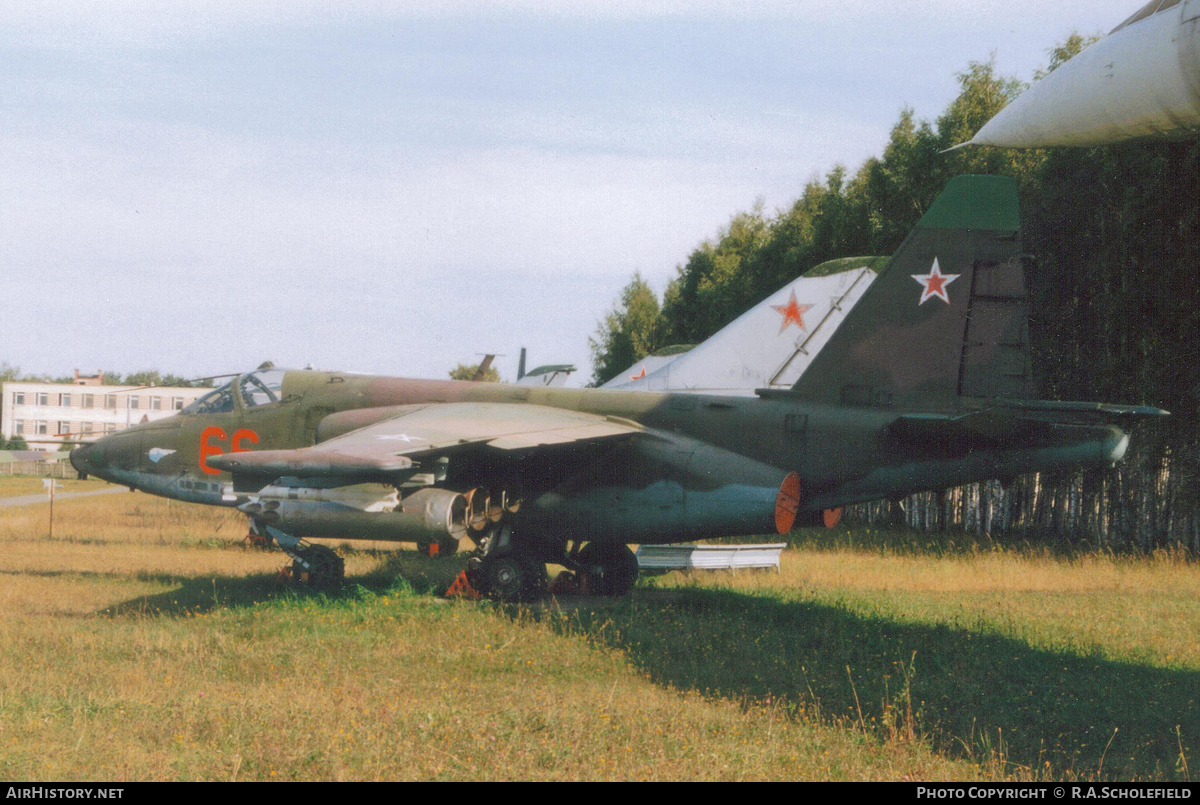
2 376 208 452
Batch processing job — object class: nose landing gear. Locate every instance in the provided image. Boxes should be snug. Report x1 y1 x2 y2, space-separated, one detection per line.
250 522 346 592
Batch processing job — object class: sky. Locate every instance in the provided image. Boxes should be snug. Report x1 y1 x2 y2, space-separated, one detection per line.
0 0 1139 385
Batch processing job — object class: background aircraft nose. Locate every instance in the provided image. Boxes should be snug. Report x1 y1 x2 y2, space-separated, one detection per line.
69 444 91 478
69 441 96 479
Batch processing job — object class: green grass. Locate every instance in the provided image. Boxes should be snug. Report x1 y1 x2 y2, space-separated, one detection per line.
0 574 973 781
575 582 1196 780
0 493 1196 780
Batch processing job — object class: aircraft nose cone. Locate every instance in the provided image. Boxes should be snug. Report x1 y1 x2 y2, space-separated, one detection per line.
69 444 92 478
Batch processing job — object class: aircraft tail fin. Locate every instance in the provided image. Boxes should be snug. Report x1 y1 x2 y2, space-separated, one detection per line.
789 174 1034 410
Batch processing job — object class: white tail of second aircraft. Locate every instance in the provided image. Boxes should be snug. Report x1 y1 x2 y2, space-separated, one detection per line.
603 258 883 395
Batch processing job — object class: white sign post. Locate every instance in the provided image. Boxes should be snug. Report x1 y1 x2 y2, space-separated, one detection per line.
43 479 63 539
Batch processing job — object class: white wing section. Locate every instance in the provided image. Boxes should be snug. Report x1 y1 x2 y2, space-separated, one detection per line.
608 266 877 396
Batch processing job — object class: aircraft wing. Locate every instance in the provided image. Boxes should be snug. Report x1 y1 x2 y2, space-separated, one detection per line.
205 402 643 479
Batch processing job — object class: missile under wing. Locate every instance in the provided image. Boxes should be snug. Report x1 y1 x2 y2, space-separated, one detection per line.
963 0 1200 148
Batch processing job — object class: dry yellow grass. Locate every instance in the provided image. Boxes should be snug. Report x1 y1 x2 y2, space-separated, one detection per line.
0 490 992 781
1 488 1194 780
655 544 1200 670
0 477 112 497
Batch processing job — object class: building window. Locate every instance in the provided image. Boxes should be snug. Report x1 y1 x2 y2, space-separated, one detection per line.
82 423 94 434
36 421 48 435
59 393 72 407
150 396 162 410
82 394 94 409
173 397 184 411
36 393 48 406
104 423 116 434
13 392 24 405
57 422 70 435
14 421 24 435
129 397 140 410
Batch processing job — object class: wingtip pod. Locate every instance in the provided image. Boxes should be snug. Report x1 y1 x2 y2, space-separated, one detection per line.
915 174 1020 232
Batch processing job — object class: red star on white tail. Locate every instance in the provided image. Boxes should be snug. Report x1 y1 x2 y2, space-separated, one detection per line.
771 290 812 333
629 366 647 381
911 257 959 305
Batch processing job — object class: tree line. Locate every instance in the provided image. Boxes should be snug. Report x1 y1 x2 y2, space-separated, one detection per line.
1 363 211 388
590 37 1200 550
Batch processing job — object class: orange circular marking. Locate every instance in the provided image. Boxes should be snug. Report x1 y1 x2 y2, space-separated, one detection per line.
774 472 801 534
199 426 228 476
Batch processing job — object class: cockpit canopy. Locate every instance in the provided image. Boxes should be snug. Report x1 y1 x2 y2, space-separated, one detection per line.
182 369 287 415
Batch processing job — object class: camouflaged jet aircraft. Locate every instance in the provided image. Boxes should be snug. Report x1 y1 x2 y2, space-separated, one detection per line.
70 175 1167 600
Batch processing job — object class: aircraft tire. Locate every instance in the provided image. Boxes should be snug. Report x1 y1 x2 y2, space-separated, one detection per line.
578 543 639 596
481 554 546 602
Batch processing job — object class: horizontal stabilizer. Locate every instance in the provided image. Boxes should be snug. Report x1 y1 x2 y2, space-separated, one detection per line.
889 411 1056 451
991 398 1170 419
887 399 1156 457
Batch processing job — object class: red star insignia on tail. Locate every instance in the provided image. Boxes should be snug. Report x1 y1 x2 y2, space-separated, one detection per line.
629 366 647 380
771 290 812 333
911 257 959 305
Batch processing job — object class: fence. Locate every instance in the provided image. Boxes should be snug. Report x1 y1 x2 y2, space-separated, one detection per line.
2 461 77 479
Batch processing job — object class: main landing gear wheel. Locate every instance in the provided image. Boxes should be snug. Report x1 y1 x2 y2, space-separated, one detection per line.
470 554 548 603
578 543 639 596
291 544 345 592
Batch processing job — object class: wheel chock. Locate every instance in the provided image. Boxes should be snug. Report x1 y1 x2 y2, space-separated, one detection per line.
244 531 271 549
445 570 481 600
427 542 440 558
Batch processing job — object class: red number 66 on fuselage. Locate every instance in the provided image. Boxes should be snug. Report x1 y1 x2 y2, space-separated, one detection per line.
199 426 259 475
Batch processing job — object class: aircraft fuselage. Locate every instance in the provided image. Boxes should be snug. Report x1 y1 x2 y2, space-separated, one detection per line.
72 370 1127 545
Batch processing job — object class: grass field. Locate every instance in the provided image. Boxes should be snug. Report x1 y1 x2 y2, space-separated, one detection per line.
0 476 114 498
0 480 1195 781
